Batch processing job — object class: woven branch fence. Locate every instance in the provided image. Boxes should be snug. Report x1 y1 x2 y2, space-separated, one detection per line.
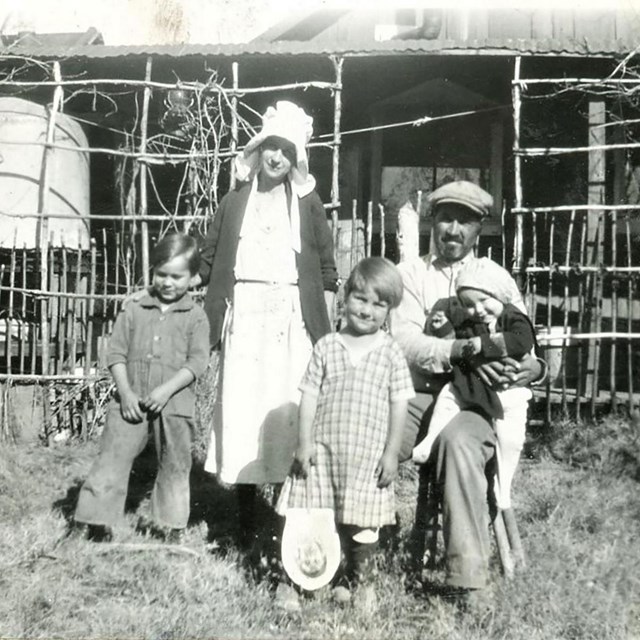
0 52 639 441
512 56 640 422
0 54 350 441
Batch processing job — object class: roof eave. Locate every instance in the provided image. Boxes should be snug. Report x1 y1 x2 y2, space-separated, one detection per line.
0 37 633 61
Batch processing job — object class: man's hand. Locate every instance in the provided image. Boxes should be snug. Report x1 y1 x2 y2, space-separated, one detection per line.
119 389 144 423
475 354 542 390
376 451 398 488
428 310 455 339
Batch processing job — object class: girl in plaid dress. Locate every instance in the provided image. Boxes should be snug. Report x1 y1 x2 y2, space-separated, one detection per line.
277 257 414 609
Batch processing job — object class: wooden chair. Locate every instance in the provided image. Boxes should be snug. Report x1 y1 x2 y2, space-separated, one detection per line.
422 473 526 578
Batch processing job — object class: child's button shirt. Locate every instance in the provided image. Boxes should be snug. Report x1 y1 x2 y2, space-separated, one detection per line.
106 290 210 417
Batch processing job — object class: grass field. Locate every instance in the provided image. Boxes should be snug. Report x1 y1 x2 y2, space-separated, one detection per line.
1 414 639 640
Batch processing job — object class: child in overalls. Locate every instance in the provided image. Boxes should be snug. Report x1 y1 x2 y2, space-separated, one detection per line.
277 257 414 611
413 257 538 511
74 233 210 542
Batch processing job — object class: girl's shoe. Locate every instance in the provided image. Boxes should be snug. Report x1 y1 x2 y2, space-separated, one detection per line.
273 583 301 613
332 585 351 605
354 584 378 613
165 528 184 544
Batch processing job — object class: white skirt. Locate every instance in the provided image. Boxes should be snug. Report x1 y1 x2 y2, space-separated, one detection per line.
204 282 313 484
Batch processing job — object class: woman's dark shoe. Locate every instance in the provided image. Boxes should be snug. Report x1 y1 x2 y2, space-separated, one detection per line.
87 524 113 543
164 528 184 545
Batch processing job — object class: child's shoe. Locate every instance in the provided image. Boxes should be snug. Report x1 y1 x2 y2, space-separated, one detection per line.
332 585 352 605
354 584 378 613
165 528 184 545
273 583 301 613
67 522 89 541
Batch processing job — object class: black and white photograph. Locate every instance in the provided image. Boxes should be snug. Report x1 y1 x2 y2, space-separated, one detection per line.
0 1 639 638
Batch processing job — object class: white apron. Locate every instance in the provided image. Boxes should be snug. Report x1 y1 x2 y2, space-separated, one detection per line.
204 181 313 484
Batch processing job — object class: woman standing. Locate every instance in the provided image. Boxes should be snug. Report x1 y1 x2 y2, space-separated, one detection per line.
198 101 338 549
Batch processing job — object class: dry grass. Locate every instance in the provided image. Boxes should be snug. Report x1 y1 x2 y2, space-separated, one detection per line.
1 413 639 639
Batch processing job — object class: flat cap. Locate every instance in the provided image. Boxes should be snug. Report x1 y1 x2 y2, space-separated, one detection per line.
427 181 493 218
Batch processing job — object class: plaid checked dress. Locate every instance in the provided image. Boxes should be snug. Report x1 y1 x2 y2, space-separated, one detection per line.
277 331 414 528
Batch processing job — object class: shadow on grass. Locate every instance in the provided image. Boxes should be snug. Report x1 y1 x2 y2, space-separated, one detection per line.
51 441 284 587
52 442 160 529
189 460 235 537
192 470 285 589
53 482 82 524
190 461 287 590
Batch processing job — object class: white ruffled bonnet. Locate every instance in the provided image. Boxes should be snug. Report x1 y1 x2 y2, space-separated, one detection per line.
234 100 316 195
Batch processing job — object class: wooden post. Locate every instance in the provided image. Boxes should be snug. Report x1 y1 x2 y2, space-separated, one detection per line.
562 211 575 416
38 60 63 438
610 209 618 412
330 56 344 327
366 201 373 258
585 99 606 410
0 264 6 369
20 245 27 375
350 200 357 271
113 232 120 336
397 200 420 262
576 215 588 418
59 239 68 373
7 243 15 374
331 209 338 267
370 119 383 218
546 212 554 425
530 211 538 320
512 57 525 289
378 203 386 258
71 239 81 376
626 216 634 411
331 56 344 215
230 61 239 191
139 56 153 287
611 122 626 412
48 236 56 376
489 120 504 263
82 239 97 441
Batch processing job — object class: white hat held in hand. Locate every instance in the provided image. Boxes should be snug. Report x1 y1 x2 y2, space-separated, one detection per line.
281 507 341 591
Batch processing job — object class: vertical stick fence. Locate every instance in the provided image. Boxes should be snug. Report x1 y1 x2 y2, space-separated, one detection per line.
512 61 640 420
0 52 375 440
1 51 639 441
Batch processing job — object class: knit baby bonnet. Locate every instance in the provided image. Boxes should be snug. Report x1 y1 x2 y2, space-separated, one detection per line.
455 257 520 305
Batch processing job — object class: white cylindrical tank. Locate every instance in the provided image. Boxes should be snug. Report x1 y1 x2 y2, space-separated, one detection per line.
0 97 90 249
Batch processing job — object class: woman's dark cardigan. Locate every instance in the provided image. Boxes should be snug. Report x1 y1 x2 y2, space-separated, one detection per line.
199 181 339 348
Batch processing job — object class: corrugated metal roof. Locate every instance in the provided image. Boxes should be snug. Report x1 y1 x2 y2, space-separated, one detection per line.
0 36 637 60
